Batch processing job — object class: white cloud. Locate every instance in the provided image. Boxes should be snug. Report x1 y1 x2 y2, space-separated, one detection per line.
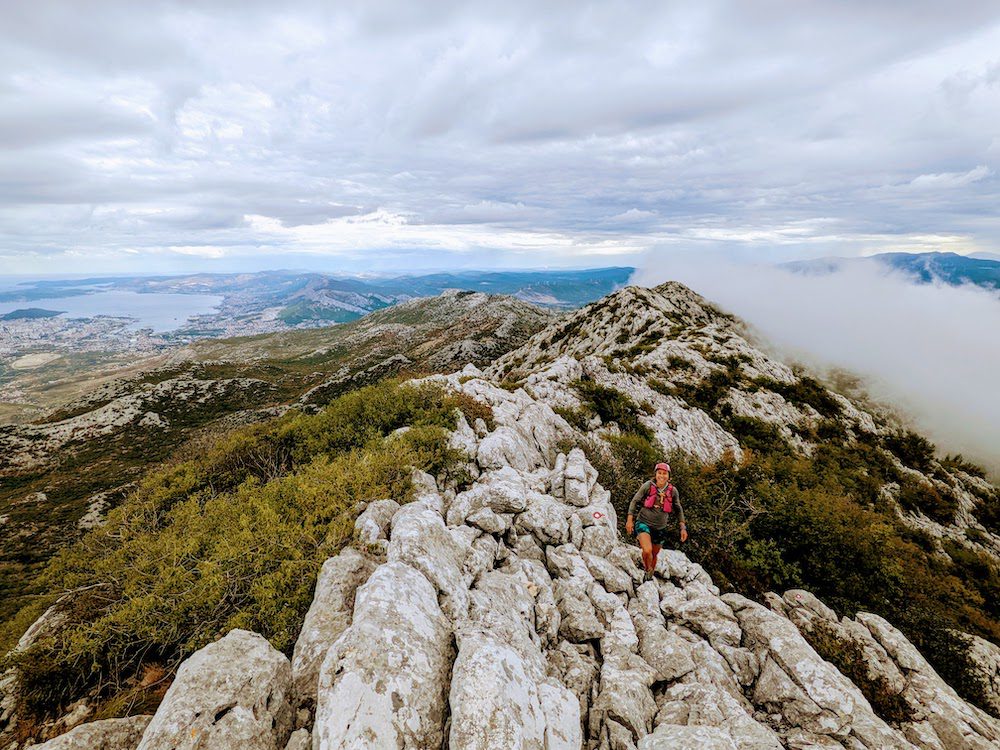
909 165 993 189
632 253 1000 475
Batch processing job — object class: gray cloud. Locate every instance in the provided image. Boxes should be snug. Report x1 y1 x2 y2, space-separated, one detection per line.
2 1 1000 272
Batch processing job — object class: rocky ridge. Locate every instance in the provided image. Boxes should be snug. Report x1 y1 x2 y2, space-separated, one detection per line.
20 361 1000 750
490 282 999 557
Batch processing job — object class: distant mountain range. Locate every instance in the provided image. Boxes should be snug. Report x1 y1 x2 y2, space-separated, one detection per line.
782 252 1000 292
0 268 636 329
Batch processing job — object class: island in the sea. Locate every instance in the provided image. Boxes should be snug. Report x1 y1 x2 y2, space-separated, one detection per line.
0 308 64 321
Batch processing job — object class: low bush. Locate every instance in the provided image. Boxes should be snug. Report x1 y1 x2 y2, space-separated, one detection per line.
940 454 987 479
573 378 653 440
974 494 1000 535
884 430 936 472
672 367 739 413
896 477 959 525
754 375 842 418
723 416 792 456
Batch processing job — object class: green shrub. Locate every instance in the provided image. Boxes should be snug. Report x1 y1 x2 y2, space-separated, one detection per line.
965 527 989 546
573 379 653 440
724 416 791 456
666 355 694 371
884 430 936 472
974 494 1000 535
672 367 739 413
647 378 675 398
754 375 842 418
940 454 987 479
896 477 959 524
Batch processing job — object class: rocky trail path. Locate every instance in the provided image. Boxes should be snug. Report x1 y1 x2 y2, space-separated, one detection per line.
26 365 1000 750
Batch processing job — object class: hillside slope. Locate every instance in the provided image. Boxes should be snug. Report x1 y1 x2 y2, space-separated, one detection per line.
3 282 999 749
0 291 552 637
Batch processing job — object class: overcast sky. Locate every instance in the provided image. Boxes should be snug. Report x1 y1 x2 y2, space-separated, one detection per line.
2 0 1000 274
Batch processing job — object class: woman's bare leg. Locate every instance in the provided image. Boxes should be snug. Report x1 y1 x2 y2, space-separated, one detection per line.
651 544 662 573
638 532 654 572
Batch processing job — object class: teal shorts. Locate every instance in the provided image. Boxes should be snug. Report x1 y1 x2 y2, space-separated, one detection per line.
634 521 671 547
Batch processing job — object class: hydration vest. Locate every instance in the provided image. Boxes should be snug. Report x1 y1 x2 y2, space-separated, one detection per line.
643 481 673 513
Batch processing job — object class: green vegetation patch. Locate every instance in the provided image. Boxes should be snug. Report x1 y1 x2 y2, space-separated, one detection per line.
573 378 653 440
4 379 471 723
753 375 842 418
884 430 936 472
896 476 960 525
672 365 741 413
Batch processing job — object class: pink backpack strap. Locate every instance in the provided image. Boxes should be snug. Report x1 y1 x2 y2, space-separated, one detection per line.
643 481 657 508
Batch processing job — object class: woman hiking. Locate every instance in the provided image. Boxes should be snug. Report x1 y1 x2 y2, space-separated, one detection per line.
625 462 687 578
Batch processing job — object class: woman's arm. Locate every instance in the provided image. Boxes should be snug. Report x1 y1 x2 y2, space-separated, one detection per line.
627 481 649 519
626 480 649 533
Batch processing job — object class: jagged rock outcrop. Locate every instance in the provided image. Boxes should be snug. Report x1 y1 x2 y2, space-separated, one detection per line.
306 367 997 749
136 629 294 750
313 561 453 749
966 634 1000 718
290 548 377 717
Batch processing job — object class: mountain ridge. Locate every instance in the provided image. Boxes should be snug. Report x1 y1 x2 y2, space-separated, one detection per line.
2 281 999 749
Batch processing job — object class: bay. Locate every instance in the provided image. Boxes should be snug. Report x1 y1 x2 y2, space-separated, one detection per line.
0 290 223 333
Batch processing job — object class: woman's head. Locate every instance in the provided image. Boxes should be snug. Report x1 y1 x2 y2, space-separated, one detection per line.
654 461 670 486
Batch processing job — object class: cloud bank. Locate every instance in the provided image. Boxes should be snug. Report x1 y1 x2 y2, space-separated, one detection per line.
3 1 1000 272
632 257 1000 475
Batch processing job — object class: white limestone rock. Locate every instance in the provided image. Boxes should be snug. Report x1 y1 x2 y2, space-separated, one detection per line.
388 502 470 621
313 562 453 750
31 716 152 750
353 499 399 546
638 724 739 750
137 629 293 750
448 633 548 749
283 728 310 750
516 492 570 546
291 548 376 712
966 633 1000 717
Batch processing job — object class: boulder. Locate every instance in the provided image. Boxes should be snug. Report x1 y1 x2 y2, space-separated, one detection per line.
516 492 570 546
31 715 151 750
966 633 1000 717
353 499 399 546
638 724 739 750
291 548 376 713
313 562 453 750
284 728 310 750
137 629 293 750
448 633 548 749
388 502 470 621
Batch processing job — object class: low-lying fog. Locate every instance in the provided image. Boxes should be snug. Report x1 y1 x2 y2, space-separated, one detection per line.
633 255 1000 478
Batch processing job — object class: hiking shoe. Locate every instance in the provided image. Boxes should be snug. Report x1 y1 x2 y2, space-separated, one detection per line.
644 569 654 582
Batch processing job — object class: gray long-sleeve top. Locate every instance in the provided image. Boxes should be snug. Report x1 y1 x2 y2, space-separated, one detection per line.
627 480 685 530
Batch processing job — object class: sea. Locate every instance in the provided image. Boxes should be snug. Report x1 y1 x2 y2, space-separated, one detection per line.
0 279 223 333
